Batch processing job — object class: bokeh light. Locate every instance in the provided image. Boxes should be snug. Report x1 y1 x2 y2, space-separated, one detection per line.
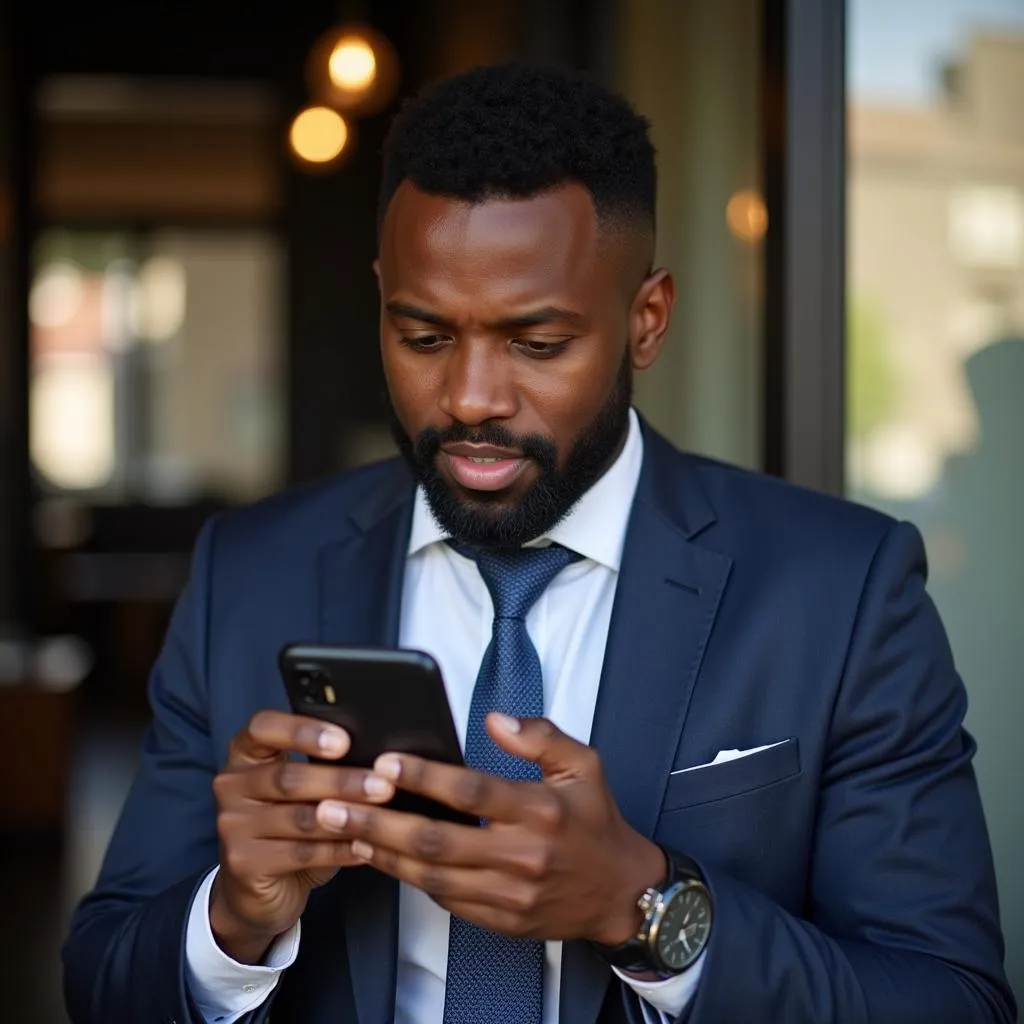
133 255 187 343
329 37 377 93
726 189 769 243
288 106 350 168
305 23 399 116
30 261 85 329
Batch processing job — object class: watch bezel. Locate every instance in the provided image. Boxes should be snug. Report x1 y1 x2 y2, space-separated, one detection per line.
646 878 713 973
590 848 713 975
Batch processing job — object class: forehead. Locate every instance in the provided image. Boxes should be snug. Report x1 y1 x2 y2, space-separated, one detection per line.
378 181 617 307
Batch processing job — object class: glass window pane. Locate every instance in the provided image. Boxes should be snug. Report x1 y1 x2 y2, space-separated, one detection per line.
614 0 764 469
29 228 285 505
847 0 1024 997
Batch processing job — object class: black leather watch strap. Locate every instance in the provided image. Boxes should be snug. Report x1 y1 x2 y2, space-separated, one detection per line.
662 848 704 886
592 932 653 972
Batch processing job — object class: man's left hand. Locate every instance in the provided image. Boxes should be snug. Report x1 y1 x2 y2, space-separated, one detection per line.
316 713 665 946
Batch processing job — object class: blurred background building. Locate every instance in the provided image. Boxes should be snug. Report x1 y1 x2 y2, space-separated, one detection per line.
0 0 1020 1019
847 1 1024 999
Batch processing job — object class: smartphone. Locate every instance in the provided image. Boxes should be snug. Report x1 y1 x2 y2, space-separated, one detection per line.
278 643 478 827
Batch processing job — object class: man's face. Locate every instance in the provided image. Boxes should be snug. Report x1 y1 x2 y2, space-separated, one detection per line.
376 181 671 548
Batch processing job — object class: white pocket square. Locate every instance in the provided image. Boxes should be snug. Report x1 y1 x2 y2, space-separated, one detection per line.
671 740 788 775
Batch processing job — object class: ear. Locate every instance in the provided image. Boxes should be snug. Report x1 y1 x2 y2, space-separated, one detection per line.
628 268 675 371
372 258 382 290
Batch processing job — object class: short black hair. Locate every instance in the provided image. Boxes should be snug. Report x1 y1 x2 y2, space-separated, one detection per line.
378 62 656 236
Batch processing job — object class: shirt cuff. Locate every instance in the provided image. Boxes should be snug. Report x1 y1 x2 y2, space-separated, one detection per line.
184 866 300 1023
614 950 706 1021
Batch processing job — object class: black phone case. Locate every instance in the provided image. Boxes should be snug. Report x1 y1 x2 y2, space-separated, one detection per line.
279 644 479 827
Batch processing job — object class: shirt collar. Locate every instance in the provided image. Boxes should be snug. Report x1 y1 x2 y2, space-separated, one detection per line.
407 407 644 572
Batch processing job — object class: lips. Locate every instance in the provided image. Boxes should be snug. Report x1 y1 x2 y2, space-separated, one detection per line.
441 443 528 492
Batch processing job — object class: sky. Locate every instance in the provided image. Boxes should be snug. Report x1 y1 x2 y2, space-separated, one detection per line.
849 0 1024 103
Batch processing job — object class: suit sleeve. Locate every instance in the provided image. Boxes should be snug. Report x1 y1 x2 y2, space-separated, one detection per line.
61 517 273 1024
649 521 1015 1024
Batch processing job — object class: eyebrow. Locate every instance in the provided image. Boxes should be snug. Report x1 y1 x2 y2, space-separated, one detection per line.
384 300 585 330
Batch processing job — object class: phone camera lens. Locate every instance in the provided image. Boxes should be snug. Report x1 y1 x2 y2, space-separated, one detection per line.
297 668 327 704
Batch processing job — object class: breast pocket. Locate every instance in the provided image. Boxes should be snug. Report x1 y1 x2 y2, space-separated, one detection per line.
660 737 801 812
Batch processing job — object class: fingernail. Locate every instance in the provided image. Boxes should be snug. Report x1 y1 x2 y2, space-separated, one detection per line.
351 840 374 860
318 728 349 756
364 775 393 798
374 755 402 780
319 801 349 829
491 712 521 734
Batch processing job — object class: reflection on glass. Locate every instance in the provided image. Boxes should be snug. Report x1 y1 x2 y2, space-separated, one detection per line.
28 229 284 505
847 0 1024 999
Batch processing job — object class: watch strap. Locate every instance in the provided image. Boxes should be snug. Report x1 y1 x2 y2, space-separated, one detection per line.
662 848 704 887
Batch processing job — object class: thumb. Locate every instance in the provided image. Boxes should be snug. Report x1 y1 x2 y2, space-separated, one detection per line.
486 713 596 779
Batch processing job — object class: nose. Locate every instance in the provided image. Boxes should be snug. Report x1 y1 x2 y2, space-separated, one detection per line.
438 340 518 426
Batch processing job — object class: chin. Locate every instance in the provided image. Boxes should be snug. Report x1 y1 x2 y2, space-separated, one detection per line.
452 486 518 511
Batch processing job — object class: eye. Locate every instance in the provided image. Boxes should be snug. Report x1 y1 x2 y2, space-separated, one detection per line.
512 338 570 359
400 335 450 352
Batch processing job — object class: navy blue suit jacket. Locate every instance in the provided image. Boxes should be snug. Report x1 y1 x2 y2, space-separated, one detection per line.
63 426 1015 1023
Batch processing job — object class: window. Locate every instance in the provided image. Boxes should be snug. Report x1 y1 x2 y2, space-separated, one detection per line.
847 0 1024 997
29 229 285 505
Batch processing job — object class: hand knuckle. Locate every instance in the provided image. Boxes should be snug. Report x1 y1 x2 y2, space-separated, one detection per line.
211 773 232 803
290 839 315 866
335 770 363 798
582 746 602 774
520 845 551 880
419 866 449 897
216 809 243 843
411 823 448 860
294 803 318 834
534 719 557 740
223 847 250 878
275 761 304 795
455 772 488 808
511 884 540 914
504 912 530 937
533 792 565 829
227 728 249 757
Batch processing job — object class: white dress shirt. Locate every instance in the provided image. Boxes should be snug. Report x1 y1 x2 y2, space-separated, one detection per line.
185 408 704 1023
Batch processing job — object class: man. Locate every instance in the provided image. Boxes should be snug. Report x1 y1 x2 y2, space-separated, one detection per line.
63 62 1015 1024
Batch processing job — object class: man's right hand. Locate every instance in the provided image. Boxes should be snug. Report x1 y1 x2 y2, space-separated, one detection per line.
209 710 396 964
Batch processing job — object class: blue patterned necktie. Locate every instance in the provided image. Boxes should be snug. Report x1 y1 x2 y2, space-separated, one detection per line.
443 541 582 1024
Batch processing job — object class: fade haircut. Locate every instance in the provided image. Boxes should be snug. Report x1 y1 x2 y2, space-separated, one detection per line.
378 61 656 238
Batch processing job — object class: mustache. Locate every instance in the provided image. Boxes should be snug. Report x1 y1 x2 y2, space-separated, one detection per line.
416 421 556 465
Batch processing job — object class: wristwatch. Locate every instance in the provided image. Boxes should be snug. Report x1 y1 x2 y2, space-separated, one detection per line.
593 848 713 976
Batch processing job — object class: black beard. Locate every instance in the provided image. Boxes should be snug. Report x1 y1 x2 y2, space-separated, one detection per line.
390 355 633 549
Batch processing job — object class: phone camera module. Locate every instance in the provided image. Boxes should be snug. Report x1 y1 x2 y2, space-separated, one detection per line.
297 667 328 705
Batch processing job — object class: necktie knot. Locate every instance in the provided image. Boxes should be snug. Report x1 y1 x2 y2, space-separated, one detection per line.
451 542 582 620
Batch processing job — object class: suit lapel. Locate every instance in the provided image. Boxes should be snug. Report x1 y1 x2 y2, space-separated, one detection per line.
313 462 414 1024
559 428 732 1024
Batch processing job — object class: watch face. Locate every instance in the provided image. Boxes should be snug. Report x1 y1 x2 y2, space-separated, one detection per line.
656 884 712 971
